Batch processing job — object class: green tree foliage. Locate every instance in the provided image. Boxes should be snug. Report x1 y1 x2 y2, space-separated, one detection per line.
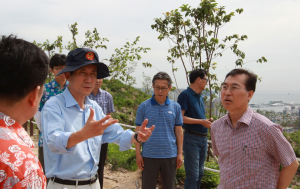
34 22 150 87
105 36 151 86
151 0 267 117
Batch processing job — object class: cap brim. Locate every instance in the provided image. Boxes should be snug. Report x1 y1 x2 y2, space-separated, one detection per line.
57 62 110 79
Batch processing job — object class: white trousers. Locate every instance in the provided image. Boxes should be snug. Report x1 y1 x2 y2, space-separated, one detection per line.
47 179 101 189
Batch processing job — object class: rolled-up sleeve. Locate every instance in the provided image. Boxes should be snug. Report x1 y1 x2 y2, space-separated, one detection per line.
41 101 77 154
102 123 134 151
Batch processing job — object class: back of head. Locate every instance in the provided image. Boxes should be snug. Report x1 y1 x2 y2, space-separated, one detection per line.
189 69 207 83
0 35 49 105
225 68 257 92
50 53 67 69
152 72 172 86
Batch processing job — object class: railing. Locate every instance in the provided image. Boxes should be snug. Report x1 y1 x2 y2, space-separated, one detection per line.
119 123 300 174
25 121 300 173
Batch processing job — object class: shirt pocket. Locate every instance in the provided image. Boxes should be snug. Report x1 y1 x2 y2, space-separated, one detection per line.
164 111 176 126
243 145 264 176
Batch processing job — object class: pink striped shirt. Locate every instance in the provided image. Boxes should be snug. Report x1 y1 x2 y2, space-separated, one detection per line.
211 107 296 189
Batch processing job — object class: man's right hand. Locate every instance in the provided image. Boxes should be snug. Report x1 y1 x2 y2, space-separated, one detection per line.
136 154 144 170
201 119 212 129
67 108 119 149
83 107 119 139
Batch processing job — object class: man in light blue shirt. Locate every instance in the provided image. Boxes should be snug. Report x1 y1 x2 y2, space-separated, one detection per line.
42 48 154 189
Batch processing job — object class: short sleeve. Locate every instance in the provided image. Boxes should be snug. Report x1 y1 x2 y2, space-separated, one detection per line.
211 124 219 156
266 124 296 167
177 92 188 111
175 103 183 126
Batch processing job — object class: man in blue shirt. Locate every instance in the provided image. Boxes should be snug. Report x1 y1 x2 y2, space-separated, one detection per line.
135 72 183 189
177 69 212 189
88 78 115 189
34 53 68 175
41 48 154 189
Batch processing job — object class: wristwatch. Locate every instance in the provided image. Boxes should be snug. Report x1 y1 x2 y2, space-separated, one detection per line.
134 132 142 143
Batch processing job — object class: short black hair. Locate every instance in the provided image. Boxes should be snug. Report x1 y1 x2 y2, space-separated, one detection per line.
152 72 172 86
225 69 257 92
50 53 67 69
0 35 49 104
189 69 207 83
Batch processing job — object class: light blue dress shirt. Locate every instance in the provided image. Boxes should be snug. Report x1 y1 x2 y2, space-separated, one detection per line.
41 87 134 179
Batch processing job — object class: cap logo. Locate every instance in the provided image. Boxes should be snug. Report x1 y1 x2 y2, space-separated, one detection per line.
86 52 94 60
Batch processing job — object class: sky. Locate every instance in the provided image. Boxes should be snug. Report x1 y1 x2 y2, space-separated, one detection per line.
1 0 300 92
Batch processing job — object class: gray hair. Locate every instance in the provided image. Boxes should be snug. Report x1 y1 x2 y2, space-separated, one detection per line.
152 72 172 86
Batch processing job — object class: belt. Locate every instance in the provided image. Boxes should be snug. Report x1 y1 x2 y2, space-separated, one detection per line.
50 174 98 186
185 129 207 137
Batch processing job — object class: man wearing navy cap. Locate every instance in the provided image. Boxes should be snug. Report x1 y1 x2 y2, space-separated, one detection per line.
41 48 154 189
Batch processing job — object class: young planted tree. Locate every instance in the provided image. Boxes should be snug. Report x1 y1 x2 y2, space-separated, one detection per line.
34 23 151 87
142 72 152 94
151 0 267 117
106 36 151 86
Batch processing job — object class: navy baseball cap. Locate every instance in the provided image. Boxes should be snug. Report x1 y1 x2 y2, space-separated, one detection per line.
57 48 110 79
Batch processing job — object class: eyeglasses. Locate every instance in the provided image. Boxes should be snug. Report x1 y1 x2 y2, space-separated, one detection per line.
154 87 169 91
53 67 65 71
201 78 208 83
221 84 247 92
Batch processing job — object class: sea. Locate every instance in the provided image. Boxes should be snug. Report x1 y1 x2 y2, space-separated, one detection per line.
250 91 300 112
169 90 300 113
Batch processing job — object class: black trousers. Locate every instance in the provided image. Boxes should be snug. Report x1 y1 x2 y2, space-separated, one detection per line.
142 157 177 189
98 143 108 189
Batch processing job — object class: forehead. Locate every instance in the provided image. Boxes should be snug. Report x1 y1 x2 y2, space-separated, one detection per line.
153 79 169 86
76 64 97 72
224 74 247 86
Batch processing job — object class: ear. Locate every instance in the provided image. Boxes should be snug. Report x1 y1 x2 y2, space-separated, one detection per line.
168 85 172 89
65 72 71 81
28 86 42 107
247 90 254 101
50 68 54 74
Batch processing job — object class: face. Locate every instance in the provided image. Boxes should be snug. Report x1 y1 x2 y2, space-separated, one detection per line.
197 75 208 91
51 65 66 79
65 64 97 99
94 79 103 89
221 74 254 113
153 79 171 103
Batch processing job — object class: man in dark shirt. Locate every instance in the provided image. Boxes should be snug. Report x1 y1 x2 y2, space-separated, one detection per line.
177 69 212 189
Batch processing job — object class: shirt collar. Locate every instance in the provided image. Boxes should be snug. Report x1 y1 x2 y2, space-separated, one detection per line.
187 87 201 97
223 106 253 127
63 88 93 109
150 95 170 105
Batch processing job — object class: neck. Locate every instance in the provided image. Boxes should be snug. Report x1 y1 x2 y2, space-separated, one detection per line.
0 102 30 125
55 77 66 89
154 96 167 105
92 88 99 96
228 107 248 128
68 89 86 109
189 83 202 94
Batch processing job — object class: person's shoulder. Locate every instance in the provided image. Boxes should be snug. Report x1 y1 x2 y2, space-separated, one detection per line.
44 93 64 107
138 98 151 108
169 99 181 107
211 115 227 130
252 112 275 127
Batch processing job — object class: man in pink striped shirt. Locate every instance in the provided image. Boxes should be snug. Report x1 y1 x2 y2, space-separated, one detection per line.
211 69 299 189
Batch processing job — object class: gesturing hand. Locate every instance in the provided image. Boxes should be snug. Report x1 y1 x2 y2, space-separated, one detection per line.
84 108 119 138
137 119 155 142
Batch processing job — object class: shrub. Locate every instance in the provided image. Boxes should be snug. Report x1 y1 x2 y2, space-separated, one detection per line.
107 143 137 171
